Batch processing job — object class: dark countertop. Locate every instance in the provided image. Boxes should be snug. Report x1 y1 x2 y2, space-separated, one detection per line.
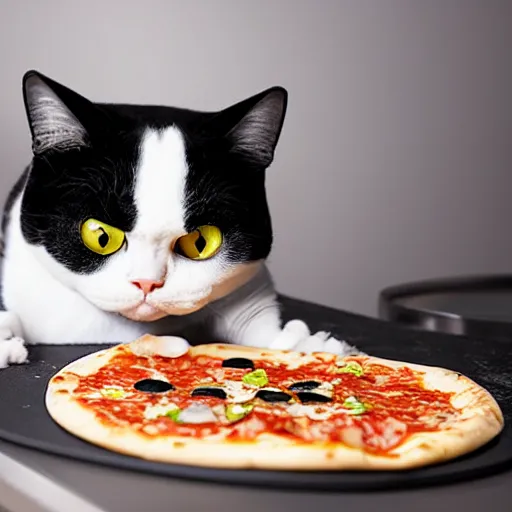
1 438 511 512
0 295 510 512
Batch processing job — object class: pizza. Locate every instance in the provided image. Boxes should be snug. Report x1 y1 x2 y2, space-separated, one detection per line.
45 335 504 471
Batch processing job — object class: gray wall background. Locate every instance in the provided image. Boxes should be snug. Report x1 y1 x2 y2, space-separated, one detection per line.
0 0 511 317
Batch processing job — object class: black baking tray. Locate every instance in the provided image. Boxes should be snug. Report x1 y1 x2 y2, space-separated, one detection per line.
379 274 512 341
0 295 511 492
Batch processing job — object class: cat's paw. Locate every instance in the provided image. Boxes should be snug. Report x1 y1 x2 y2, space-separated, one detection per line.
0 311 29 369
294 331 361 356
0 337 28 369
268 319 311 350
269 319 361 356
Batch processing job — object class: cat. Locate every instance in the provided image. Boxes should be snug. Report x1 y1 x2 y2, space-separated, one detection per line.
0 70 359 369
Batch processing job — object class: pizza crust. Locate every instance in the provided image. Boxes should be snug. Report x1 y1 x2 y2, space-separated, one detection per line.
45 336 505 471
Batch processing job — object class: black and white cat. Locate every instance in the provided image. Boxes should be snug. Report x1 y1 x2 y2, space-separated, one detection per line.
0 71 358 369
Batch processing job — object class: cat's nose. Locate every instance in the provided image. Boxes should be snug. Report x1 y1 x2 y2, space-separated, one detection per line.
131 279 165 295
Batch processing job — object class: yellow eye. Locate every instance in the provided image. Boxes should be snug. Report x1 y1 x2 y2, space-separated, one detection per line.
175 225 222 260
80 218 125 256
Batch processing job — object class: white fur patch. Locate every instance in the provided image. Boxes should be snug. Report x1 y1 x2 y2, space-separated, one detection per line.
132 128 188 240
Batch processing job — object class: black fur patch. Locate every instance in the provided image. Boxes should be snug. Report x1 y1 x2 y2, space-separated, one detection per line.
6 70 287 274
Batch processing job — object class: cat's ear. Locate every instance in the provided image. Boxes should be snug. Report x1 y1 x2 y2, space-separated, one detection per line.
218 87 288 168
22 70 95 155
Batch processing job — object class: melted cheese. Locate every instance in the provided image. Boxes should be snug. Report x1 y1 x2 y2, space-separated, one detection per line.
222 380 258 403
287 403 333 421
85 385 133 400
230 404 248 415
179 404 217 424
314 381 334 398
143 402 178 420
131 366 170 382
362 417 407 451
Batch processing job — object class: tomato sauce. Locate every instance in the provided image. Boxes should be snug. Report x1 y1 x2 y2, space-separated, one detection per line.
72 351 458 454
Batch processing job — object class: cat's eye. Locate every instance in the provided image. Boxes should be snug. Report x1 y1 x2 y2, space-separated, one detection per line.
80 218 126 256
174 225 222 261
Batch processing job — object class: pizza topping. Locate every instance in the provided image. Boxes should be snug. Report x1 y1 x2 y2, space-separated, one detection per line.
336 361 364 377
221 357 255 369
225 403 254 423
417 410 457 428
134 379 175 393
296 391 332 404
143 402 179 420
131 366 171 383
176 404 218 424
100 386 128 399
374 375 389 386
362 417 408 452
340 426 364 448
242 369 269 387
284 416 337 442
208 368 226 381
343 395 369 415
69 347 464 454
313 381 334 398
287 403 333 421
228 415 266 440
165 408 182 423
191 387 227 399
255 389 292 403
222 380 259 403
288 380 321 392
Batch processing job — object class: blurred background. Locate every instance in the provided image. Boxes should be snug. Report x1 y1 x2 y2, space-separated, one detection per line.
0 0 510 317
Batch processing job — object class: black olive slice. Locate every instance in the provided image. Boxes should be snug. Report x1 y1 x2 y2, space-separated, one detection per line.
191 387 227 399
288 380 321 392
296 391 332 403
256 390 292 403
134 379 174 393
221 357 255 369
